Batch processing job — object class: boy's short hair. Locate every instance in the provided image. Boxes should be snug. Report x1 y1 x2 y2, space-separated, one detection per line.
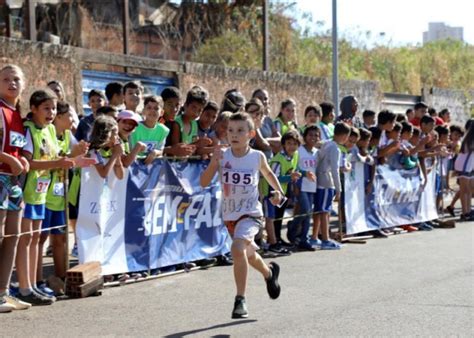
414 102 428 110
185 85 209 106
369 126 382 140
96 106 117 117
406 108 414 115
303 124 320 138
362 109 376 119
56 101 70 115
304 104 322 118
420 115 435 125
204 100 219 113
439 108 450 117
377 109 396 125
350 126 360 139
412 127 421 137
222 89 245 112
30 89 57 107
123 81 143 94
435 125 449 136
105 82 123 101
428 107 437 116
401 121 413 134
228 112 254 131
88 89 106 101
334 122 351 136
281 130 301 146
161 86 181 101
449 124 464 136
391 122 402 132
320 102 334 118
358 128 371 141
396 113 407 122
144 95 163 108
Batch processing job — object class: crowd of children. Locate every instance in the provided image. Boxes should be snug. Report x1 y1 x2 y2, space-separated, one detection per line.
0 63 473 317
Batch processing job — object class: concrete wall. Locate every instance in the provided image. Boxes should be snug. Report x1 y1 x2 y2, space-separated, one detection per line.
423 87 473 126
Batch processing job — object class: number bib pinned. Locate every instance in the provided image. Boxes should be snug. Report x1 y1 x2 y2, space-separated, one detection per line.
35 177 51 194
222 169 254 186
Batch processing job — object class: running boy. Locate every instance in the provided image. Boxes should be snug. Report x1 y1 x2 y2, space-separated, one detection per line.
200 112 284 319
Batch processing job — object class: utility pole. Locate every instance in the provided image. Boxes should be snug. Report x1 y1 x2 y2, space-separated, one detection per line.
123 0 130 55
332 0 339 115
262 0 269 72
25 0 36 41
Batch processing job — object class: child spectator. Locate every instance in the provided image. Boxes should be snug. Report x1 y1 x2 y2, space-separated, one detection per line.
315 122 351 250
105 82 124 110
252 89 280 158
376 110 399 164
195 101 219 158
37 101 89 289
211 111 232 146
0 65 32 312
396 113 407 123
289 126 319 251
368 126 382 160
409 102 428 127
75 89 106 142
299 105 321 135
96 106 118 119
405 108 415 121
435 125 452 211
87 116 124 179
245 98 270 153
170 86 210 151
16 89 75 306
264 131 301 248
385 122 403 169
116 110 146 167
428 107 445 126
129 95 169 165
200 112 284 319
439 109 451 125
123 81 143 114
445 125 465 216
319 101 335 142
399 122 418 170
453 121 474 221
47 80 79 131
362 110 376 129
274 99 298 137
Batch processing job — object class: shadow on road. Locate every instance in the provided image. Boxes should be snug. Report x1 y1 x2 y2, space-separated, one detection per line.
164 319 258 337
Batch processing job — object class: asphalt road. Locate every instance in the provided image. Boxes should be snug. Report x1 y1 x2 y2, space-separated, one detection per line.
3 222 473 337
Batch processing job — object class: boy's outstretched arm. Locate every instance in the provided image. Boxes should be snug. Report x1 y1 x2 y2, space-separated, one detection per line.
200 144 223 187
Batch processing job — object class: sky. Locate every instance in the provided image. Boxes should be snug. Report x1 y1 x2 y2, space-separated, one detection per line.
288 0 473 46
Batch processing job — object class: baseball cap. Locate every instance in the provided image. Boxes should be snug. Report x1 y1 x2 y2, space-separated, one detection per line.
117 110 141 125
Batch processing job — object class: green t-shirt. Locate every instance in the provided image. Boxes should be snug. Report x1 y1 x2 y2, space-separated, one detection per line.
175 115 198 144
129 122 170 158
46 130 71 211
23 121 59 205
260 151 299 196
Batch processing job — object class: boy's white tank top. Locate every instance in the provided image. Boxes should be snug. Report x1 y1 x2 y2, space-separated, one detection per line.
220 148 263 221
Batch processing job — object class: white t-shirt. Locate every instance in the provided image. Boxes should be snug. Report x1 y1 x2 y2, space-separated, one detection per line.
220 148 263 221
297 145 318 192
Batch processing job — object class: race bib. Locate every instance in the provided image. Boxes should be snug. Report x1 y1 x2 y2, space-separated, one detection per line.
301 157 317 169
35 177 51 194
144 141 157 152
52 182 64 196
10 131 27 148
222 169 254 186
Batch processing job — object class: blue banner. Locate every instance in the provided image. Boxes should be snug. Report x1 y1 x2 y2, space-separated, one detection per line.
77 160 231 275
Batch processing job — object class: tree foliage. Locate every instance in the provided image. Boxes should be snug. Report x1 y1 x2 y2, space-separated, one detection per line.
192 3 474 94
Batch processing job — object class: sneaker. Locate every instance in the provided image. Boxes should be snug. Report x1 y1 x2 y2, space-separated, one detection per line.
34 287 57 302
16 291 54 306
268 244 291 256
309 238 322 248
445 205 455 217
36 282 55 297
417 223 433 231
195 258 217 268
371 229 389 238
320 240 342 250
298 241 316 252
266 262 281 299
278 239 294 249
71 243 78 257
216 254 234 266
401 225 418 232
0 296 15 313
4 294 31 310
231 296 248 319
9 283 19 297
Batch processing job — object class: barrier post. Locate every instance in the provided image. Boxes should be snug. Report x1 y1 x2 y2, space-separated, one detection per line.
64 169 70 272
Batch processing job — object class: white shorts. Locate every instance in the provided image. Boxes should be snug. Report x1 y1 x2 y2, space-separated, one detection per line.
225 216 263 250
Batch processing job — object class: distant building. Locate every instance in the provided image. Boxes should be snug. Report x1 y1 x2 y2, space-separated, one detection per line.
423 22 464 44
